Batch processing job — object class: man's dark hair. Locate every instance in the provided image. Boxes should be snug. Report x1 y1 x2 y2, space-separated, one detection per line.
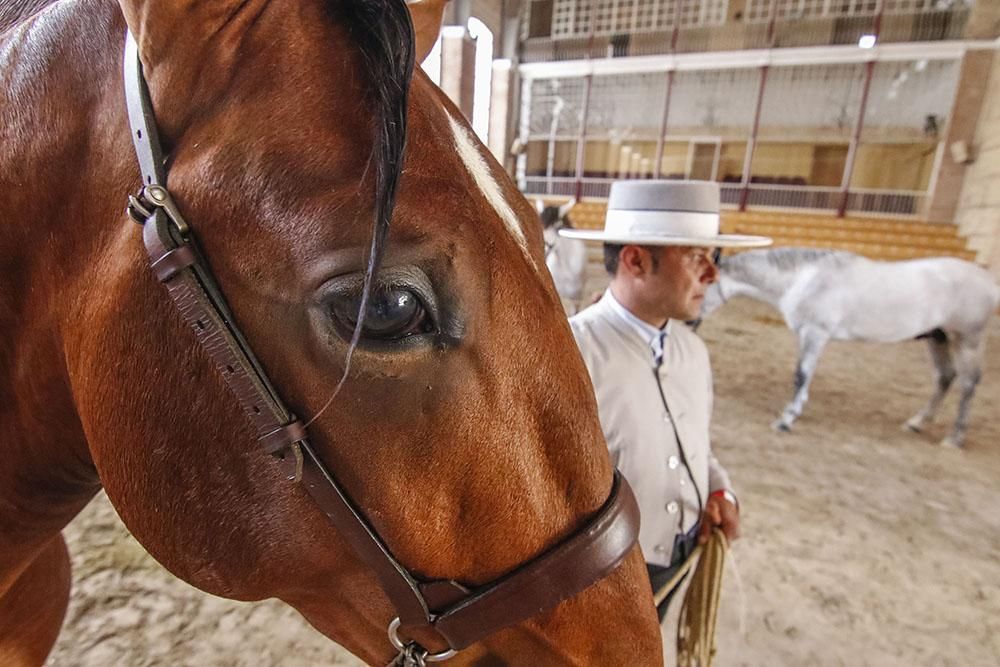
604 244 662 275
603 243 624 275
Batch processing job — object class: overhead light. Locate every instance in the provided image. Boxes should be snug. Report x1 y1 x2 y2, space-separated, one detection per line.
858 34 877 49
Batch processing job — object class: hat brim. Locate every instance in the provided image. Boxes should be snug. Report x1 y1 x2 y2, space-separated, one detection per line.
558 228 773 248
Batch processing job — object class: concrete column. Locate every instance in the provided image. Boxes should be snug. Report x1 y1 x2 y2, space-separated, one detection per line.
497 0 522 60
925 50 995 223
488 59 513 165
953 52 1000 278
439 25 477 121
514 75 531 189
492 0 523 178
445 0 471 27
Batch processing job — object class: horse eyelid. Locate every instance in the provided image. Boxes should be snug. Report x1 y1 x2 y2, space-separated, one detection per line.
320 267 440 321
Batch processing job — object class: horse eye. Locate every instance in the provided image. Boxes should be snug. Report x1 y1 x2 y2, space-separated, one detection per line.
330 287 433 341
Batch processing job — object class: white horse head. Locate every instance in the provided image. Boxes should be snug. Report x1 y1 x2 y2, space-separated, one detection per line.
538 197 576 230
540 198 586 310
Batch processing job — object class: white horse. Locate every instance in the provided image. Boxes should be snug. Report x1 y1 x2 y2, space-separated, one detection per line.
700 248 1000 447
538 199 588 313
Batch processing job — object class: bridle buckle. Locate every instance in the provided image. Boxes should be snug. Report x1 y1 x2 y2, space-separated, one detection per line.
388 617 458 665
126 184 190 236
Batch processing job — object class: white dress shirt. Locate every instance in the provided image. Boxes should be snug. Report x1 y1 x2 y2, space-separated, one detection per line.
604 290 673 366
570 290 733 567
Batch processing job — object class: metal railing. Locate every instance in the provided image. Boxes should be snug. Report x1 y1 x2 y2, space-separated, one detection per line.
742 183 842 211
844 188 925 216
520 8 971 62
522 176 616 198
520 176 925 217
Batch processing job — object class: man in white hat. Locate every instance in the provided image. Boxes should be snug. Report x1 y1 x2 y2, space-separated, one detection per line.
560 180 771 621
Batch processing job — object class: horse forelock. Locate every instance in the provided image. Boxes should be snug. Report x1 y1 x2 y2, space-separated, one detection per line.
330 0 414 328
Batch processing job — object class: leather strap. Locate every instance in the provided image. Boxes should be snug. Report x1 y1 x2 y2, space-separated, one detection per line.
126 31 440 629
123 29 640 656
427 472 639 649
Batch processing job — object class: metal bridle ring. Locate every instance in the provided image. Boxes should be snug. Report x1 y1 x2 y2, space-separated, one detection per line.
388 618 458 663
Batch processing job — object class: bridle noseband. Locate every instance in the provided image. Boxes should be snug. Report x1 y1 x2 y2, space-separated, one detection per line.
122 32 641 666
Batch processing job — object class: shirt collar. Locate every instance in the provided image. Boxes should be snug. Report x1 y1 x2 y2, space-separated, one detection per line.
602 290 672 363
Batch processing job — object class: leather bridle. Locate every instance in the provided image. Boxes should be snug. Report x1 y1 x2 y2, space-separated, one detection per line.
121 32 641 666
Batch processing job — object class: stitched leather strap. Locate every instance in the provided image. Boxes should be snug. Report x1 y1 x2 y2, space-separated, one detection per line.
425 472 639 649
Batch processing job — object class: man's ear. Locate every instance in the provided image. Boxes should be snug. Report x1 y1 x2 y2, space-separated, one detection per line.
407 0 448 63
619 245 644 276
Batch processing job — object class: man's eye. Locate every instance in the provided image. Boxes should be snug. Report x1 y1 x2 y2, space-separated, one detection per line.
330 287 434 341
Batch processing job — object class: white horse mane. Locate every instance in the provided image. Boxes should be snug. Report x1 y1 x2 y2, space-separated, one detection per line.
720 248 857 283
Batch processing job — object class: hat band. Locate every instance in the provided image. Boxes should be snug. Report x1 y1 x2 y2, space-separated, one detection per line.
604 209 720 240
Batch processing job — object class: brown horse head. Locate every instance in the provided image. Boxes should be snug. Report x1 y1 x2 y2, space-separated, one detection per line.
0 1 661 664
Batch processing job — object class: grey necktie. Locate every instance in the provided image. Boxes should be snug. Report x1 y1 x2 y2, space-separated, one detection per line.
653 330 667 367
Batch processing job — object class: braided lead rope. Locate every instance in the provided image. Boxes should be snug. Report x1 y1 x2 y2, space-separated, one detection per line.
676 529 728 667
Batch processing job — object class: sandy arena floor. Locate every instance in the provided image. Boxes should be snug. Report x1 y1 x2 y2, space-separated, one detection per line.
46 297 1000 666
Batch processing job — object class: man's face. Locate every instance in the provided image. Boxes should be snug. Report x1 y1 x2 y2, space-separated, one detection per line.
643 245 719 322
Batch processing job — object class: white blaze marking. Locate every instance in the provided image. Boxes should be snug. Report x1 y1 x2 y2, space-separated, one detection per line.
447 114 527 250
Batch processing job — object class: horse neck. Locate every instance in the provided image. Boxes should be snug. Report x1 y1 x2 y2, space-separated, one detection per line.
0 0 55 33
2 1 128 257
0 2 125 552
720 258 799 308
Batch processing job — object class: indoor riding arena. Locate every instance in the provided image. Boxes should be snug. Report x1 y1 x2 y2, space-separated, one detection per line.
5 0 1000 665
47 298 1000 666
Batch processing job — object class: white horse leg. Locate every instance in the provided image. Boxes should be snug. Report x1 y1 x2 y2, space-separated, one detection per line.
941 336 985 449
774 326 829 432
905 335 955 433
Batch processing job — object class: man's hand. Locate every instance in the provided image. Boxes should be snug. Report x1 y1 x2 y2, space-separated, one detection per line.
698 492 740 544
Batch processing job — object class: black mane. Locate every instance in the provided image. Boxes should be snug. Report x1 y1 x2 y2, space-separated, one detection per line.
330 0 415 348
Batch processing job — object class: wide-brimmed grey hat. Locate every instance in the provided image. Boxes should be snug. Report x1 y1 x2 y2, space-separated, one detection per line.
559 180 772 248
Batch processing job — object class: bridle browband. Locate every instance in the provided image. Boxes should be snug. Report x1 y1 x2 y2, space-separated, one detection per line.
121 31 641 666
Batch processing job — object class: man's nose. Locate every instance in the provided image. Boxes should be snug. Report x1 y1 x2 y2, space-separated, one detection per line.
703 260 719 283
